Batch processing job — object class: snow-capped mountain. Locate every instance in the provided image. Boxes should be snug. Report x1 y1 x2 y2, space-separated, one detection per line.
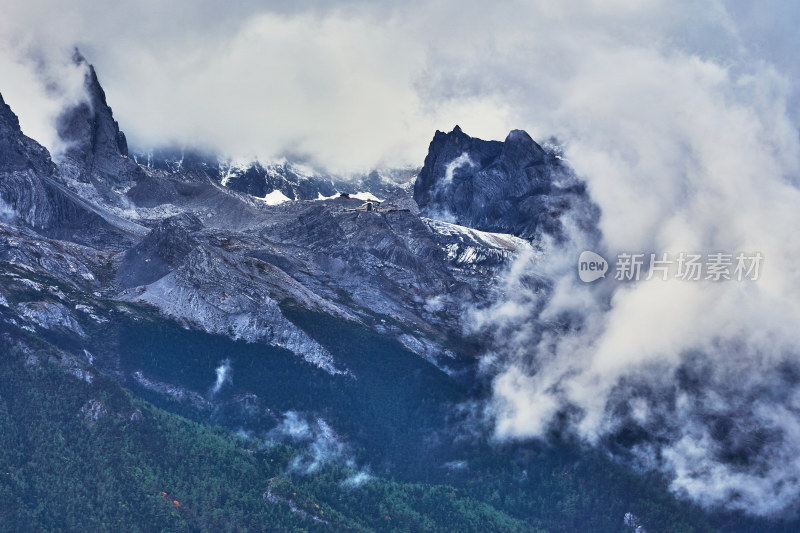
131 147 418 203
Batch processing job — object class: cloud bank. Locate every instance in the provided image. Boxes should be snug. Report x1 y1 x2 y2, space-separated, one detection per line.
0 0 512 171
455 2 800 516
2 1 797 170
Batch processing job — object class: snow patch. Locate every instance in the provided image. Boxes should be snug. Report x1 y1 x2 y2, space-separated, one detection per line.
349 191 384 202
422 218 534 266
17 278 44 291
315 192 339 201
75 304 109 324
261 189 292 205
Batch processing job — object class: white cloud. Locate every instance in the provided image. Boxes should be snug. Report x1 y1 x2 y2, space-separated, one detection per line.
268 412 354 475
0 0 512 171
0 39 88 155
455 7 800 514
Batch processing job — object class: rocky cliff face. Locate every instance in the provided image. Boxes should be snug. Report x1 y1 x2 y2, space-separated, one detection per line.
56 52 138 186
0 92 51 174
0 91 135 247
414 125 597 240
0 94 54 230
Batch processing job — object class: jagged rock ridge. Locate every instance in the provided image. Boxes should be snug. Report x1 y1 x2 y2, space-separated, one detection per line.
132 147 418 203
56 51 135 184
1 60 541 382
0 90 136 246
414 125 598 240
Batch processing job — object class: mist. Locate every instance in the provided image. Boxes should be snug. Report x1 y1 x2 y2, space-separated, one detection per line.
267 411 356 476
462 12 800 516
210 359 232 395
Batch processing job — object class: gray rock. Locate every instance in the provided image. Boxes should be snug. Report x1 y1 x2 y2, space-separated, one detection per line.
414 126 598 240
0 89 139 248
123 245 349 375
56 51 137 185
17 300 85 337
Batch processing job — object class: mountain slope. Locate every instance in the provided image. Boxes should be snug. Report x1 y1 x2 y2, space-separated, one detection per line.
0 330 540 533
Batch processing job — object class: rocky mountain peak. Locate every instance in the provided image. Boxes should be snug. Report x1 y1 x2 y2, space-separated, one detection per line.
84 63 129 157
0 91 27 171
56 51 132 182
0 91 55 176
0 92 21 134
413 126 502 208
502 129 546 165
414 126 596 240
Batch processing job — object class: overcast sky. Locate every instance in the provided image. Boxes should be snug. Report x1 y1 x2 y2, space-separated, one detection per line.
0 0 798 171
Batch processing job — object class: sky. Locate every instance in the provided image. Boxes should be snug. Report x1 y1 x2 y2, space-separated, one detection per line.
0 0 796 171
3 0 800 517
